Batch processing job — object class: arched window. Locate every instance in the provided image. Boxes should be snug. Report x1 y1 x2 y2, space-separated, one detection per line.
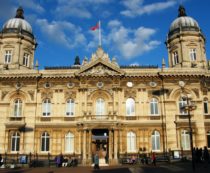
41 132 50 152
126 98 135 116
181 130 190 150
189 48 196 61
150 98 159 115
207 131 210 148
66 99 75 116
204 99 208 114
11 132 20 152
151 130 160 151
23 53 30 67
96 98 105 116
179 97 187 115
65 132 74 153
13 99 22 117
42 99 51 116
173 51 179 65
127 131 136 152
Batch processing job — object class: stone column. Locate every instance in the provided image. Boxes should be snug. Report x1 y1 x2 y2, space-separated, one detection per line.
108 129 113 164
88 129 92 162
78 130 81 154
119 130 122 154
82 129 87 164
113 129 118 164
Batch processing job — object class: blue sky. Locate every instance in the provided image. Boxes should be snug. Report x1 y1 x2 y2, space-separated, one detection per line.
0 0 209 69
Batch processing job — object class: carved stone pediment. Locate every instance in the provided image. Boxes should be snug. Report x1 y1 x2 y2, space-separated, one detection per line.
75 48 125 76
80 64 119 76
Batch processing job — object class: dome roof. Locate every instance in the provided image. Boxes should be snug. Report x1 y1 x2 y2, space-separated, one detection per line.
1 7 33 37
169 16 199 32
3 18 32 33
168 5 200 36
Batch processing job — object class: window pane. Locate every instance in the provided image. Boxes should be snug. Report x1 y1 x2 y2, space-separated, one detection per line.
66 99 75 116
96 98 105 115
152 131 160 150
126 98 135 116
43 99 51 116
181 131 190 150
65 132 74 152
127 132 136 152
204 101 208 114
46 138 50 151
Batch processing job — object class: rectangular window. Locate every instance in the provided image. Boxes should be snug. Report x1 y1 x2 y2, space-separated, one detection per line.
4 50 12 64
189 49 196 61
23 53 30 67
204 101 208 114
173 51 179 65
179 101 188 115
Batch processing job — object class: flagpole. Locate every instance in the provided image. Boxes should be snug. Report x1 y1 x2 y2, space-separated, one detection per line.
99 20 101 46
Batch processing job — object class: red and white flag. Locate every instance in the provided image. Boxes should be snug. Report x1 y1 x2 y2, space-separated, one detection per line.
90 22 99 31
90 21 102 46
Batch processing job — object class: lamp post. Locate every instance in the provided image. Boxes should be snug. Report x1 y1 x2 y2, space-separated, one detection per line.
181 94 196 171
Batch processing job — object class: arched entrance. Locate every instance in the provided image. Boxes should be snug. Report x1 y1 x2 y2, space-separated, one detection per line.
92 129 109 165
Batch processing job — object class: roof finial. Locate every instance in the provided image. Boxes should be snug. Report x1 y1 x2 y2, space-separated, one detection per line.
74 56 81 65
15 6 24 19
178 5 187 17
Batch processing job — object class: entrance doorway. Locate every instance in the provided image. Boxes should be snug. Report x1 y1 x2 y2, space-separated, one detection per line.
92 129 109 164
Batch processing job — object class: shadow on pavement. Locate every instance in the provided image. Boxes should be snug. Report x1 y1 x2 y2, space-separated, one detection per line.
92 167 132 173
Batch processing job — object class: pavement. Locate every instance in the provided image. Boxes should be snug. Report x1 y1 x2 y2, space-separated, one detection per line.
0 161 209 173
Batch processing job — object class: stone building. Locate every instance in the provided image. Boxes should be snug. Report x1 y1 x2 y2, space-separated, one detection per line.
0 6 210 165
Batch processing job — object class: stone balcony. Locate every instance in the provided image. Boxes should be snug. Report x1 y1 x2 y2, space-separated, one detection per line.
5 116 26 128
34 115 164 127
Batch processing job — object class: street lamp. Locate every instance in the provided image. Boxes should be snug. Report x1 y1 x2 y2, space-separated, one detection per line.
181 94 197 171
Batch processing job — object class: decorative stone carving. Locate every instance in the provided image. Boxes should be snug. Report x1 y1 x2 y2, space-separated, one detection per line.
82 65 118 76
1 91 9 100
64 91 76 99
124 90 136 98
41 92 53 99
28 90 35 101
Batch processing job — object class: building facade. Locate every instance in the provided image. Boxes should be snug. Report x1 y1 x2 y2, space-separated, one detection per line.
0 6 210 165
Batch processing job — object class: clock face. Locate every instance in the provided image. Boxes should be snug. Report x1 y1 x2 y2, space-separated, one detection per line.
149 81 157 87
179 81 185 87
97 82 104 88
127 82 133 87
67 82 75 88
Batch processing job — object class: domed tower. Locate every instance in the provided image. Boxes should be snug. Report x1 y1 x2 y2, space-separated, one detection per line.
0 7 37 70
166 5 207 69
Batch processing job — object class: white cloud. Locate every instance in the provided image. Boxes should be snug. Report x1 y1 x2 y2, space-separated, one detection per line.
108 20 122 28
36 19 86 49
55 0 111 19
16 0 45 13
104 20 161 59
121 0 177 17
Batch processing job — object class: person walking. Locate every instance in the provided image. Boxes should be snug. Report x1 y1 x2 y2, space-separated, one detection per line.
203 146 209 168
152 152 156 166
94 153 100 170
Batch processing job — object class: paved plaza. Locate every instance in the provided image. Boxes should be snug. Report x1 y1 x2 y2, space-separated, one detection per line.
0 162 210 173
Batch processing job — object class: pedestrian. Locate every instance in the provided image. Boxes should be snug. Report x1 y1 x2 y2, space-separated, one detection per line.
0 154 3 167
94 153 100 170
152 152 156 166
56 154 61 167
203 146 209 168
